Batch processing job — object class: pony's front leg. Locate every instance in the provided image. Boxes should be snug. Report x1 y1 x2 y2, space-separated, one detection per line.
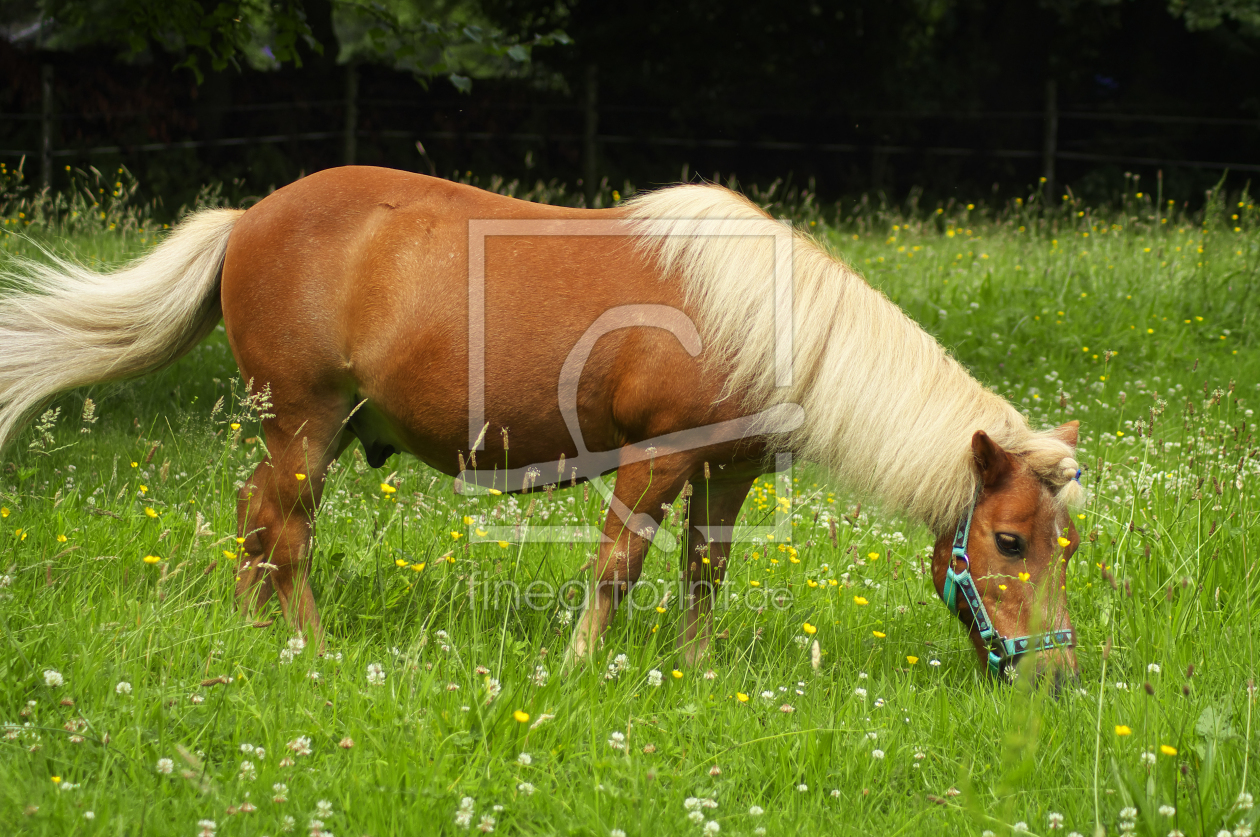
566 460 688 666
678 478 753 667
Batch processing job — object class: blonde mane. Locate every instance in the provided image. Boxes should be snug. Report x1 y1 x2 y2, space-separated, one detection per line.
625 185 1082 533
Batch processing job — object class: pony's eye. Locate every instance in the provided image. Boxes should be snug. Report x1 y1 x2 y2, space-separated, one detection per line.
994 533 1023 557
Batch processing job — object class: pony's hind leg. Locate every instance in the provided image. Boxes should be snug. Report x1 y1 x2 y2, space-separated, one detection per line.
678 478 753 667
235 400 351 644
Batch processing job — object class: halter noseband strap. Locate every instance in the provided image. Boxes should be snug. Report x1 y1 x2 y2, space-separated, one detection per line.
941 489 1076 677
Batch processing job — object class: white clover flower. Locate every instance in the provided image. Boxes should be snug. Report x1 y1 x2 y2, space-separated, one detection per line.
281 814 296 832
1158 805 1175 817
703 821 720 835
115 681 132 696
1237 792 1255 811
647 669 663 687
44 670 64 688
1048 811 1065 829
1141 751 1157 766
287 736 312 757
316 799 333 817
1119 807 1137 821
749 805 764 816
518 782 536 795
532 666 549 687
239 760 256 781
156 757 174 774
687 811 705 824
485 678 502 704
455 796 475 829
760 690 775 700
854 687 867 699
1233 824 1251 837
1013 823 1029 834
1148 663 1161 674
796 783 808 792
610 830 625 837
607 731 626 751
366 663 386 686
197 820 217 837
518 752 532 766
84 811 94 820
871 749 885 759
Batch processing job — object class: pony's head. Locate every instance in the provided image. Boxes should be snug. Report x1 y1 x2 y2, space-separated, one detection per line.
931 420 1084 689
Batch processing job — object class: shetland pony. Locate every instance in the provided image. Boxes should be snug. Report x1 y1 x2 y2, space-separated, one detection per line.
0 167 1083 678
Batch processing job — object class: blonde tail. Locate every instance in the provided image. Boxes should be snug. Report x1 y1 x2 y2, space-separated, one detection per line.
0 208 244 451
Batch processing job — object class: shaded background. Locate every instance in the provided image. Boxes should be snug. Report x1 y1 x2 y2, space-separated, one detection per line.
1 0 1258 216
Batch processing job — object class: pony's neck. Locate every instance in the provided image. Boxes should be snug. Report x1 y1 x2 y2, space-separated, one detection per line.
623 184 1033 532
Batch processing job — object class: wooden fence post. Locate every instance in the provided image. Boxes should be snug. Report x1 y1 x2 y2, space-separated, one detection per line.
583 64 598 207
40 63 54 191
1042 78 1058 202
344 62 358 166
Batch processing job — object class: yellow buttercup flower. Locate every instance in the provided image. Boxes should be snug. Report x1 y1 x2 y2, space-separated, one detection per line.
1160 744 1177 756
872 631 886 638
671 670 683 679
410 563 425 572
0 507 8 518
867 552 880 561
451 532 463 539
749 580 761 587
656 606 666 614
1018 572 1031 583
487 488 502 496
295 473 306 481
395 558 408 568
463 516 474 525
222 550 236 559
513 710 530 723
803 622 817 635
230 423 241 431
144 507 158 518
143 555 161 564
498 541 509 549
380 483 396 494
1115 725 1132 736
56 534 67 543
138 485 148 494
853 596 868 606
476 528 488 537
736 692 749 703
907 656 919 665
1057 536 1071 547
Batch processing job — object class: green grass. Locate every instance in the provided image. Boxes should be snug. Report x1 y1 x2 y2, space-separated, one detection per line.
1 177 1258 837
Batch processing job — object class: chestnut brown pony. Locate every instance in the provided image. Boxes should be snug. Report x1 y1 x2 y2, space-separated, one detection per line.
0 166 1084 680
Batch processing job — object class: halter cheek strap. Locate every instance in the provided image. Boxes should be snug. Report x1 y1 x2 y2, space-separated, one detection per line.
941 489 1076 677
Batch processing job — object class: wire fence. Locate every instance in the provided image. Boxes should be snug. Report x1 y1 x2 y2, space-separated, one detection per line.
2 98 1258 178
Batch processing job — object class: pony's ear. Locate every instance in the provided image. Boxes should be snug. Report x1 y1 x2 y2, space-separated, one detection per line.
1049 420 1080 449
971 430 1013 489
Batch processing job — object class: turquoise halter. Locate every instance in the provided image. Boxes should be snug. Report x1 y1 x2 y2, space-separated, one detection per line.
941 490 1076 677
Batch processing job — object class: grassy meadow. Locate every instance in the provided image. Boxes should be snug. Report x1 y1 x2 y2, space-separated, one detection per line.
0 165 1258 837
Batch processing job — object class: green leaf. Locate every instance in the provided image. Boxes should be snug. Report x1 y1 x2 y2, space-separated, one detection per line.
448 73 472 93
